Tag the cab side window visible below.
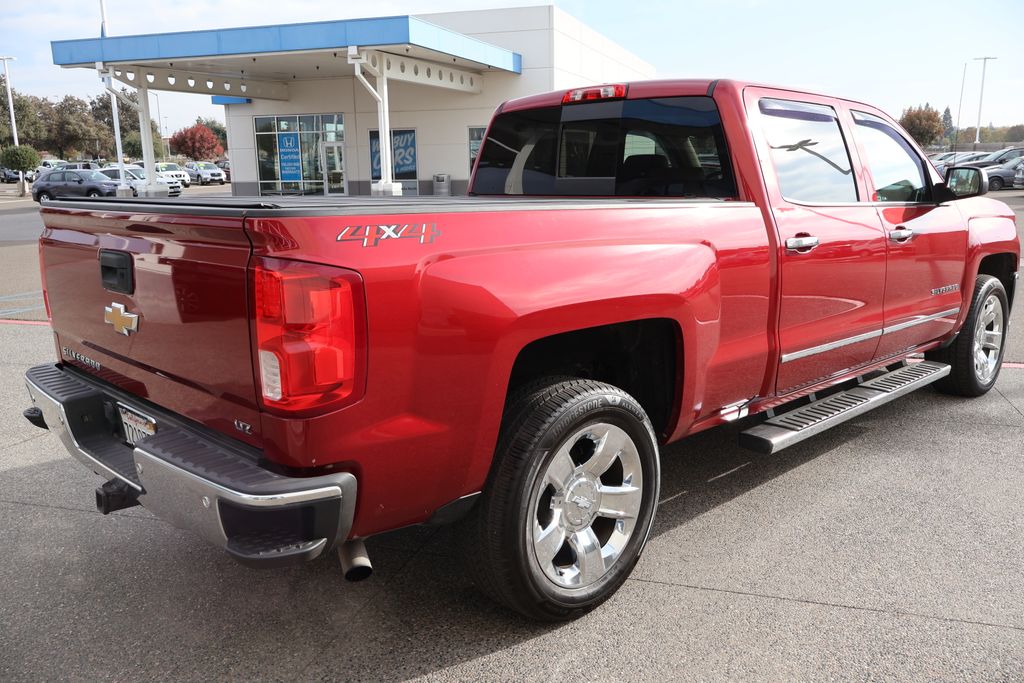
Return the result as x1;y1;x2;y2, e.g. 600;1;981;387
759;98;857;203
852;110;929;203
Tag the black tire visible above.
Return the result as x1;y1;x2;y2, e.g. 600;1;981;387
926;274;1009;396
37;192;51;203
457;378;660;621
87;190;101;197
989;176;1004;191
219;180;225;185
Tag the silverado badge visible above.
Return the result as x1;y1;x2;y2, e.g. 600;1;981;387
104;302;139;336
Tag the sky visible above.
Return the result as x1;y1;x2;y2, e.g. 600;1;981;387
1;0;1022;136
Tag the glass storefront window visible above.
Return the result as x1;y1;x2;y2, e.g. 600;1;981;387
255;113;344;196
469;126;486;173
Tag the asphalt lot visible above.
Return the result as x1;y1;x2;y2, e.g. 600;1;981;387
1;190;1023;680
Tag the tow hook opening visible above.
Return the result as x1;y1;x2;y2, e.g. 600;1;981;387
23;406;47;430
95;479;140;515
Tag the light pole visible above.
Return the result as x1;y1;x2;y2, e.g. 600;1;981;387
162;115;170;158
1;56;23;191
973;56;996;146
152;92;165;159
952;62;967;153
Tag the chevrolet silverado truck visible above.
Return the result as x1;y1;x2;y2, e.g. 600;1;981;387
22;79;1019;621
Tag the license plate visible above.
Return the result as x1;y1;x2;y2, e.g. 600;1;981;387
117;402;157;446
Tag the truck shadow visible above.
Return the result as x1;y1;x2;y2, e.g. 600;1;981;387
2;414;865;680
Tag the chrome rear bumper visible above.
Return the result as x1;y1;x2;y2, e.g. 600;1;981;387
24;363;357;568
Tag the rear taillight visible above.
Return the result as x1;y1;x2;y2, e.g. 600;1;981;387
252;257;366;416
38;242;51;321
562;84;627;104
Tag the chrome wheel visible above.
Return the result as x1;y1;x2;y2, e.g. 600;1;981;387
973;293;1004;384
528;422;643;590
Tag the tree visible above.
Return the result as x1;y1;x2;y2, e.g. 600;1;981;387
47;95;111;159
0;76;50;149
122;129;163;161
169;123;223;160
197;116;227;152
1;145;41;196
941;107;954;138
90;87;142;135
899;104;944;146
1007;125;1024;143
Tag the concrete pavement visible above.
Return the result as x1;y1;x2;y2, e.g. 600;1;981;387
1;320;1023;680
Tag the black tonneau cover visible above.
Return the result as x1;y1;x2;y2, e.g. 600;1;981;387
41;194;730;218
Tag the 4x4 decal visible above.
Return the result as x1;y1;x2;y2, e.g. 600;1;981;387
336;223;440;247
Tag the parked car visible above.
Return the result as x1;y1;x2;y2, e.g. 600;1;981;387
184;161;226;185
0;167;21;183
934;152;991;176
99;167;181;196
64;161;105;171
31;169;119;202
34;159;67;175
155;162;191;188
23;78;1019;621
960;147;1024;169
980;157;1024;191
216;160;231;181
1014;163;1024;189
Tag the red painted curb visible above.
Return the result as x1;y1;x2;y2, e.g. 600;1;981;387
0;319;50;326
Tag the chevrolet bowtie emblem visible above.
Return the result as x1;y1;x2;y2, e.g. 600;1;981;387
104;303;139;336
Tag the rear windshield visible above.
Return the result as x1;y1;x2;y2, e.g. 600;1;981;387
471;96;736;198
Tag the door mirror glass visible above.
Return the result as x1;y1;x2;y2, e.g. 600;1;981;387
945;166;988;199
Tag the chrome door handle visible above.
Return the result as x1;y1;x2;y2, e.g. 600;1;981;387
889;227;914;242
785;235;820;252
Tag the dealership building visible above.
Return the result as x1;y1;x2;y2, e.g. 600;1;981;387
50;5;654;197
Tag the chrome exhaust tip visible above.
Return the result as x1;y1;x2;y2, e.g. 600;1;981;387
338;539;372;581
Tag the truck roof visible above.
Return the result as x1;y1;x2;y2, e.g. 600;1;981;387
499;78;885;115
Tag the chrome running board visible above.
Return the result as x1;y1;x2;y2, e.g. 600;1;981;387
739;361;950;454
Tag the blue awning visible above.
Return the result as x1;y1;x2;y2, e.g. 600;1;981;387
52;15;521;74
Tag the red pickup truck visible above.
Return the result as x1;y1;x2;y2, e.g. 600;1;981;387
23;79;1018;621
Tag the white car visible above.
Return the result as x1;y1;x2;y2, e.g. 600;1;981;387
99;167;181;196
35;159;67;175
155;162;191;188
184;161;226;185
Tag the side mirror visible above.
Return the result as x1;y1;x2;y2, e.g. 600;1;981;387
76;177;84;184
943;166;988;199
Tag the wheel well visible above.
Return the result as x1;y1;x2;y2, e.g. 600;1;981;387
978;253;1018;308
507;319;680;439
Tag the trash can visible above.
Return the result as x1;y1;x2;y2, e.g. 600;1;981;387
432;173;451;196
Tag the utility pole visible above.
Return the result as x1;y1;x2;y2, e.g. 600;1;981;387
973;56;996;146
1;56;24;192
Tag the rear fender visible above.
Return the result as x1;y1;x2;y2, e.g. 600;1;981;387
417;241;720;492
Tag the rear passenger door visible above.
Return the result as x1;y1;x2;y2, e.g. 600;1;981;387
847;110;968;358
748;92;889;395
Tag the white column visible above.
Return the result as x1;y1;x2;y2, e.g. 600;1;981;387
101;68;132;197
349;48;401;196
135;81;165;196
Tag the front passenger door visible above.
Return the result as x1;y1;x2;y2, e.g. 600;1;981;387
65;171;87;197
849;110;969;358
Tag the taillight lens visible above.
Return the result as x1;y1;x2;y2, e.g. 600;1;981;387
252;257;366;416
562;84;627;104
39;241;51;321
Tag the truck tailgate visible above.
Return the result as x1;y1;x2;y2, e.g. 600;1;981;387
39;204;262;445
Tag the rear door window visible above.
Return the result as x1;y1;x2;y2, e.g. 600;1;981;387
758;98;857;203
473;96;736;198
851;110;929;202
